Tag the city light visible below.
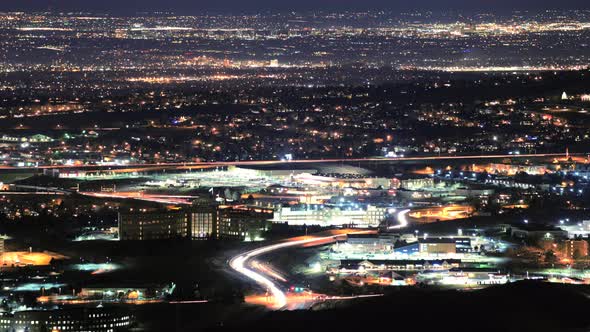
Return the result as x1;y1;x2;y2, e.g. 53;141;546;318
0;5;589;331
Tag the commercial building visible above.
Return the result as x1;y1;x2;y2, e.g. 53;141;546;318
0;306;132;332
419;239;457;254
217;206;273;241
119;204;272;241
344;233;395;252
510;224;568;240
563;240;589;259
561;220;590;239
436;268;509;286
189;204;218;240
455;237;472;253
394;237;472;255
396;177;435;190
292;173;392;189
78;283;174;301
0;134;54;143
272;204;386;227
189;204;273;241
118;209;188;241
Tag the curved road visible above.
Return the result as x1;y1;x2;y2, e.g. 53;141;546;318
229;232;371;310
388;209;410;230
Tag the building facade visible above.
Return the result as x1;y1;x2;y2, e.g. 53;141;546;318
272;204;386;227
0;307;132;332
394;237;472;255
118;209;188;241
563;240;589;259
119;205;272;241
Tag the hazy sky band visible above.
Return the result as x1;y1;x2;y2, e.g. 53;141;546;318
1;0;589;13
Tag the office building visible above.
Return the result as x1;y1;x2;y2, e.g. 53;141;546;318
563;240;588;259
272;204;386;227
394;237;471;255
118;209;188;241
0;307;132;332
189;203;218;240
119;204;272;241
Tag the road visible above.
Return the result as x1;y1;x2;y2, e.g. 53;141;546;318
0;152;573;171
387;209;410;230
229;230;377;310
79;191;196;205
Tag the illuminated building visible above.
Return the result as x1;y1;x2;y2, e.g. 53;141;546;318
561;220;590;238
189;202;218;240
216;206;273;241
406;205;474;222
292;173;391;189
511;224;568;240
0;251;66;267
119;204;272;241
563;240;588;259
485;163;549;175
437;268;509;285
398;177;435;190
394;238;472;255
0;134;54;143
347;233;394;247
0;307;132;332
78;284;173;301
272;204;386;227
190;204;273;241
419;239;456;254
118;209;188;241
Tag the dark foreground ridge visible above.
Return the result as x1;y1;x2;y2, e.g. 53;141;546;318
214;281;590;332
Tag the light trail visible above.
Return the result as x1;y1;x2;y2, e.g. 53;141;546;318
328;294;384;300
79;191;193;205
230;248;288;309
0;192;66;195
251;260;288;282
229;231;372;310
168;300;209;304
0;152;573;171
388;209;410;229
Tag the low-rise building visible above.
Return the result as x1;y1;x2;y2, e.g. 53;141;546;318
563;240;589;259
118;209;188;241
394;237;472;255
0;306;132;332
119;204;272;241
272;204;386;227
510;224;568;240
396;176;435;190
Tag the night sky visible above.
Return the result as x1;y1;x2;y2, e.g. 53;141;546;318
1;0;589;13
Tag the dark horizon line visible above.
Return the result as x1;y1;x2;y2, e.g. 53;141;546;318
1;7;589;15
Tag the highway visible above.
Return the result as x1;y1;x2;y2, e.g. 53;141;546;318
229;230;377;310
228;210;414;310
0;152;573;171
388;209;410;230
79;191;195;205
